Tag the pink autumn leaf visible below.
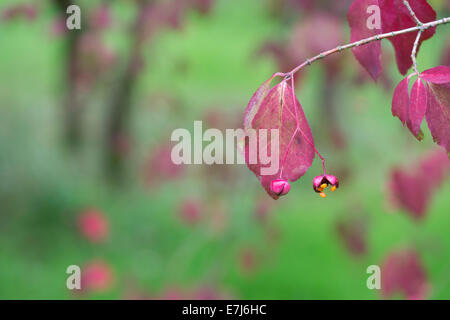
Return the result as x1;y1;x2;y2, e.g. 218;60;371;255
421;66;450;154
408;77;428;138
391;75;427;140
336;216;368;257
419;149;449;187
244;79;315;199
144;143;185;187
389;169;430;219
347;0;436;76
392;75;411;126
379;0;436;75
243;75;277;131
347;0;382;81
381;249;429;300
388;149;449;220
421;65;450;84
425;89;450;154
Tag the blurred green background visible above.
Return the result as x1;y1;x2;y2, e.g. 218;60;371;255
0;0;449;299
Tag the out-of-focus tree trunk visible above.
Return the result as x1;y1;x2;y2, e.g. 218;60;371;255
104;0;148;181
54;0;83;149
65;29;83;148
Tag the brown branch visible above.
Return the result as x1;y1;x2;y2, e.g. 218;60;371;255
283;16;450;77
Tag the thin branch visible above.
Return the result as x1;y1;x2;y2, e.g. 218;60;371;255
402;0;424;74
283;16;450;77
411;29;423;74
402;0;424;26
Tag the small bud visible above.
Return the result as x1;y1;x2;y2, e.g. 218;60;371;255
270;179;291;197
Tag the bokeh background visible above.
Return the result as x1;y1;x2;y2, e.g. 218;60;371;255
0;0;449;299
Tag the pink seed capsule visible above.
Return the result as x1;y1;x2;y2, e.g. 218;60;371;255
270;179;291;197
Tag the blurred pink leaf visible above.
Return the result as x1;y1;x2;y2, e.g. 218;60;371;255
388;149;449;220
144;143;185;187
381;249;429;299
336;215;368;256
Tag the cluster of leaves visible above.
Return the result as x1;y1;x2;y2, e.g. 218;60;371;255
348;0;437;78
381;248;428;299
392;66;450;151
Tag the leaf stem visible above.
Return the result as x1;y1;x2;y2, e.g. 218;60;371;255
283;16;450;77
402;0;424;75
411;29;423;75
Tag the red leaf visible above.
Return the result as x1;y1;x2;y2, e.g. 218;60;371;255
421;66;450;154
421;65;450;84
245;80;315;199
381;249;429;299
391;75;411;125
388;149;449;220
426;85;450;154
408;77;427;138
379;0;436;75
347;0;382;81
243;75;277;131
336;215;368;257
389;169;430;219
391;75;427;140
420;149;449;188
